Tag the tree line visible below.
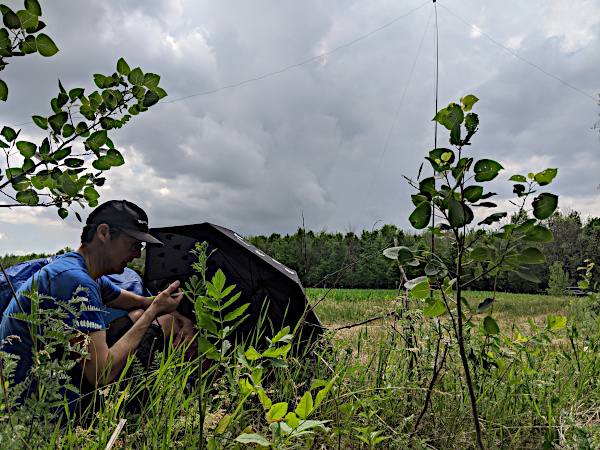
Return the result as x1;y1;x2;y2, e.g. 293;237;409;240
248;210;600;293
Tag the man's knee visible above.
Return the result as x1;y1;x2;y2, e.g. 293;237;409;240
156;314;176;336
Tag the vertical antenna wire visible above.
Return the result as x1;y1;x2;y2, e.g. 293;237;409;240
431;0;439;254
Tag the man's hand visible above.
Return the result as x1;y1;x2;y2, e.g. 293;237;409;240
149;281;183;316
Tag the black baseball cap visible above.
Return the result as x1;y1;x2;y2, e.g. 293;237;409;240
87;200;163;246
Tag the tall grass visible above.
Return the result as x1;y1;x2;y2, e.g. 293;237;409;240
3;288;600;448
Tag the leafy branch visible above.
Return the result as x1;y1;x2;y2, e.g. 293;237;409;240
0;2;167;218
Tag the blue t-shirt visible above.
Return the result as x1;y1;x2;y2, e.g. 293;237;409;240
0;252;121;411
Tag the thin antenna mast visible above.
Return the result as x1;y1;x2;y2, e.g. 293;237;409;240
431;0;439;253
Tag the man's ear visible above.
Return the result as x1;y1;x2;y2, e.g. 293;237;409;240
96;223;110;243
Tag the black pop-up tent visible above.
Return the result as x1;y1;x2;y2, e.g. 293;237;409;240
143;223;325;345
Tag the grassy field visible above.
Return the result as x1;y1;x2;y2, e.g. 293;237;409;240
308;287;580;326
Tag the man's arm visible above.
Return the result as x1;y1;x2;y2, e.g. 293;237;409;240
78;281;182;386
103;288;153;311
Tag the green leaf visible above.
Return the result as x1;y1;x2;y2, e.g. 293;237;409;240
142;89;159;107
272;326;291;344
474;159;503;182
75;122;88;135
534;168;557;186
16;141;36;158
196;311;217;335
64;158;84;168
509;174;527;182
0;27;8;47
518;247;546;264
409;201;431;230
86;130;107;152
267;402;288;422
35;33;59;57
223;303;250;322
93;74;106;89
478;212;507;226
68;87;84;102
102;89;121;109
515;268;540;283
143;72;160;88
547;315;567;331
411;280;430;299
470;247;491;262
21;158;34;173
128;67;144;86
116;57;131;76
48;111;67;134
105;149;124;167
522;225;553;243
262;343;291;358
295;391;313;419
383;246;419;266
382;246;405;260
0;78;7;101
448;197;474;228
214;414;232;436
464;112;479;133
244;346;262;361
1;126;16;142
460;94;479;111
483;316;500;335
62;123;75;138
16;189;39;205
532;193;558;220
52;146;71;160
25;0;42;16
3;10;21;28
153;86;168;99
424;263;441;276
11;179;30;191
419;177;437;198
19;35;37;54
476;298;497;314
423;299;445;317
433;103;464;131
452;157;473;181
16;9;37;30
427;148;455;172
39;138;49;154
463;185;483;202
58;173;78;196
235;433;271;446
285;412;300;429
513;184;526;197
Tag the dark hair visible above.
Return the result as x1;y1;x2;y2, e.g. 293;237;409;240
80;223;122;244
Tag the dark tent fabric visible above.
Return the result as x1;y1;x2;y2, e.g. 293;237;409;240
0;257;146;322
144;223;325;344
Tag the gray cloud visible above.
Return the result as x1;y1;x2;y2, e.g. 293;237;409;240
1;0;598;255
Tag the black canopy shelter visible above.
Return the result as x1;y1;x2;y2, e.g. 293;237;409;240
143;223;325;345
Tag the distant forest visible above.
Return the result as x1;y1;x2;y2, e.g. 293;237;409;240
2;210;599;294
247;210;600;294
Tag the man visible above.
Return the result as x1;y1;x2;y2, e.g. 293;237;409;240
0;200;195;415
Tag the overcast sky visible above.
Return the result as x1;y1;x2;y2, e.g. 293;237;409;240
0;0;598;255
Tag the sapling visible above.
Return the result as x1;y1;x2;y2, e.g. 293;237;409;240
386;95;559;449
